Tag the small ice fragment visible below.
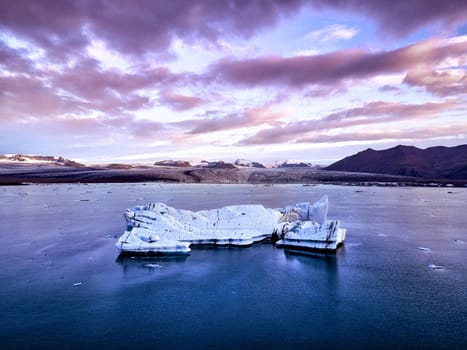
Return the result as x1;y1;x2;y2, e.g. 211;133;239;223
87;257;93;260
454;239;465;244
428;264;443;270
144;263;162;268
104;234;116;239
417;247;431;251
73;282;82;287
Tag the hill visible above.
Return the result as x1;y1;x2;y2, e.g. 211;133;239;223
326;144;467;179
0;154;85;168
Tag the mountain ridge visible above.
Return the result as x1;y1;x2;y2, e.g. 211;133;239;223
326;144;467;179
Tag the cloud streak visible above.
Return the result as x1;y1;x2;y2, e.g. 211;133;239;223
299;124;467;143
239;99;462;145
159;93;205;111
210;39;467;88
178;106;285;135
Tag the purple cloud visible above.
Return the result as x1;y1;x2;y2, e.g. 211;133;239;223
180;106;284;135
312;0;467;37
0;0;308;59
159;93;205;111
403;67;467;97
239;99;462;145
1;0;465;63
299;124;467;143
210;39;467;88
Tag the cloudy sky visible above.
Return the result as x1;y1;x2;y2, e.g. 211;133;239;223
1;1;466;164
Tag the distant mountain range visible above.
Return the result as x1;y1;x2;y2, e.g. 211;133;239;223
326;144;467;179
2;145;467;182
0;154;85;168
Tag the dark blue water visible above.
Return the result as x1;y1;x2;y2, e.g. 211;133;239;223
1;184;466;349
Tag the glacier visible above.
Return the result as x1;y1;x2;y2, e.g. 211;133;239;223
116;195;346;254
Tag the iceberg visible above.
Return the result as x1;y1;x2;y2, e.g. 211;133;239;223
116;195;346;254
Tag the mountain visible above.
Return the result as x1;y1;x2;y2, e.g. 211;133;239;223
234;159;266;168
198;161;237;169
278;160;313;168
0;154;85;168
154;160;192;167
326;144;467;179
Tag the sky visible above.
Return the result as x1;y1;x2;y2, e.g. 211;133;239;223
1;0;466;165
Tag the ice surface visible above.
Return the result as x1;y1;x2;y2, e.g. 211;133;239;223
116;195;346;254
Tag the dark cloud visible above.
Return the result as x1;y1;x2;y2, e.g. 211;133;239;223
0;0;307;59
210;39;467;88
239;99;461;145
1;0;465;63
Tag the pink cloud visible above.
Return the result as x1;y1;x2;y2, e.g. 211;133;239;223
0;53;191;121
22;115;167;142
0;75;86;120
159;93;205;111
210;39;467;88
403;67;467;97
181;106;284;135
239;99;462;145
299;124;467;143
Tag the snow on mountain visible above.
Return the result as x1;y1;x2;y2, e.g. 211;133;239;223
234;159;266;168
0;154;85;167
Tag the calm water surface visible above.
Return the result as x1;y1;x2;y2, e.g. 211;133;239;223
0;183;466;349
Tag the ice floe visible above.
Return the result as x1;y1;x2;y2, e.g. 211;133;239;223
116;195;346;255
417;247;431;251
428;264;444;270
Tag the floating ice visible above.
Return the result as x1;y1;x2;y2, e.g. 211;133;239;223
417;247;431;251
428;264;444;270
116;195;346;254
144;263;163;268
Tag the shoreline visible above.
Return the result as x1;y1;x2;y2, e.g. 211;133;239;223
1;165;466;187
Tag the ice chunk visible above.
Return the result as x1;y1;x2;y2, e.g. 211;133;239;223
417;247;431;251
144;263;162;268
280;195;328;224
116;195;345;254
428;264;444;270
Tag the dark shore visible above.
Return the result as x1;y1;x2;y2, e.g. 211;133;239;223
1;163;466;187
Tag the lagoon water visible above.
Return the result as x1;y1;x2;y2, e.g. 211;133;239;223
1;183;466;349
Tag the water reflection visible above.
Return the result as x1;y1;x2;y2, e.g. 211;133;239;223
115;253;190;271
284;248;339;271
283;248;340;292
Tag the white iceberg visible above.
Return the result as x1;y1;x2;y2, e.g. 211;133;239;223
116;195;346;254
